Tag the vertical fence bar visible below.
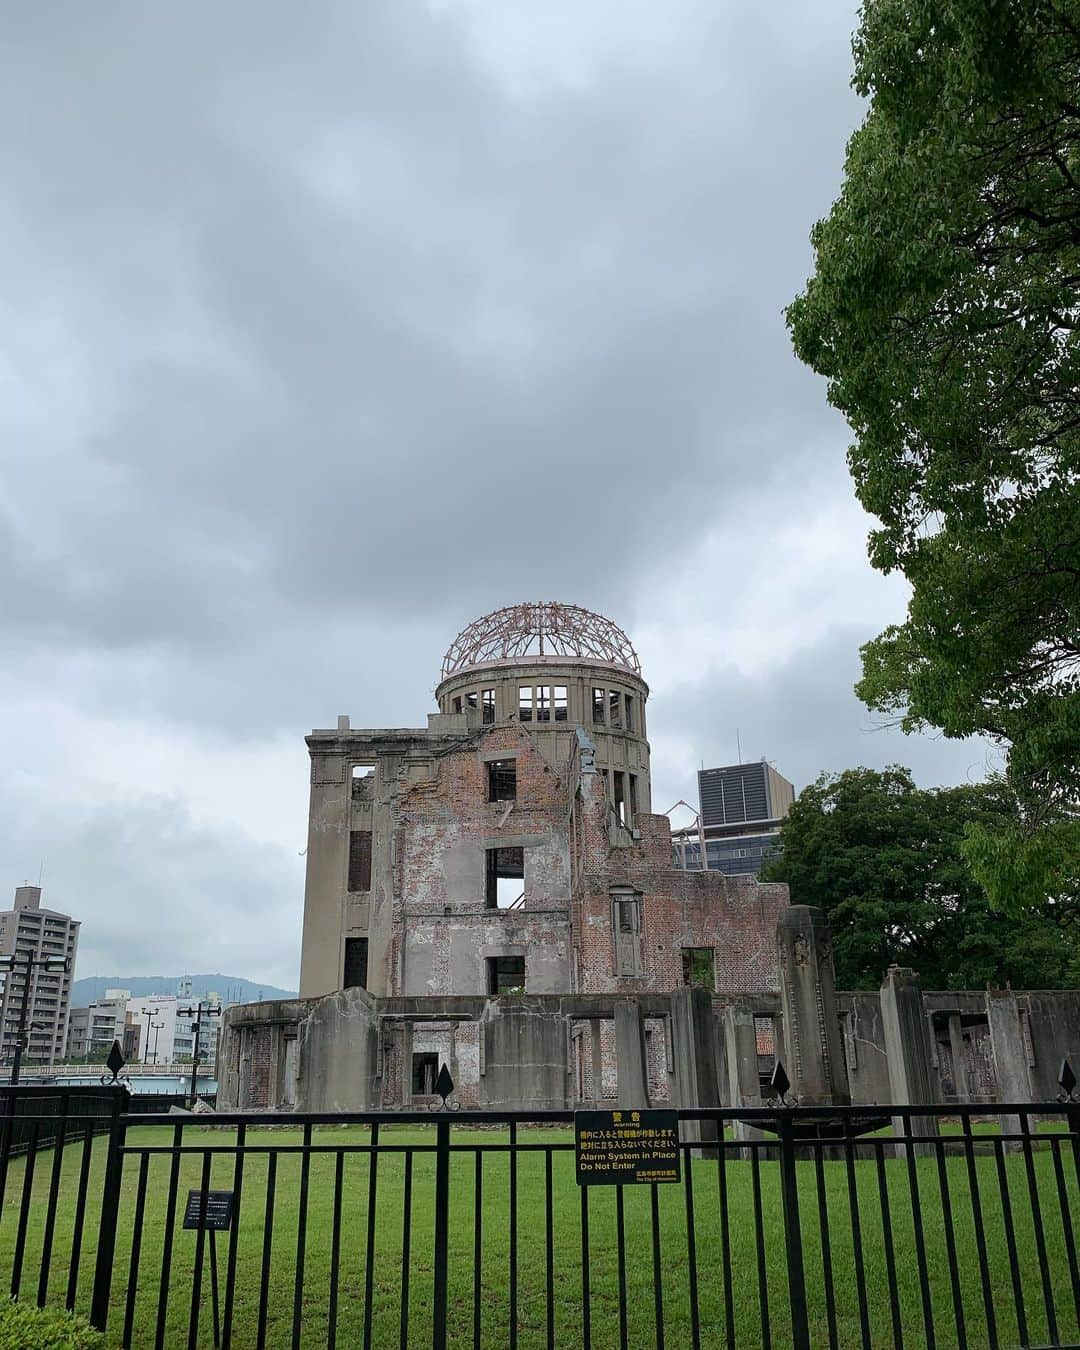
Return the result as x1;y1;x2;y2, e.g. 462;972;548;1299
155;1122;185;1350
960;1115;997;1349
432;1117;451;1350
222;1120;247;1350
399;1151;413;1350
545;1144;553;1350
1049;1137;1080;1333
933;1135;967;1350
292;1122;313;1350
544;1150;554;1350
683;1142;701;1350
580;1184;592;1350
122;1154;151;1350
844;1135;872;1350
615;1185;628;1350
650;1183;665;1350
872;1139;903;1350
814;1147;839;1350
750;1146;771;1350
473;1148;483;1350
1019;1111;1058;1344
90;1090;127;1333
36;1100;68;1306
327;1149;344;1350
11;1120;39;1299
992;1136;1028;1347
66;1120;96;1310
777;1116;811;1350
901;1114;937;1350
187;1151;213;1350
717;1139;735;1350
509;1120;518;1350
363;1120;380;1350
255;1152;278;1350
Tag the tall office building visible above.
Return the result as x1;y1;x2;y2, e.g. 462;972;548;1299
672;760;794;876
0;886;80;1069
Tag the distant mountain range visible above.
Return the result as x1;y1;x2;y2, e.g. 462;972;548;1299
70;974;298;1007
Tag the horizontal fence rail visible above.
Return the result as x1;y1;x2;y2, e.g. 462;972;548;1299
0;1090;1076;1348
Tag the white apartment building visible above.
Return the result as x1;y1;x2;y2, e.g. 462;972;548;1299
0;886;79;1069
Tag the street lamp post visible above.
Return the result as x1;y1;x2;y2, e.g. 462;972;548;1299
151;1020;164;1065
0;952;69;1085
177;1001;221;1107
140;1008;156;1063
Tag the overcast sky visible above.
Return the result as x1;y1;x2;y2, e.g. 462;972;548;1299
1;1;995;990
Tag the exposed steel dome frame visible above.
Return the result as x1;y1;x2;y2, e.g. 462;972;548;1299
441;602;641;680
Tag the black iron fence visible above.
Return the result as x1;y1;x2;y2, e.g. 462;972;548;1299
0;1089;1077;1349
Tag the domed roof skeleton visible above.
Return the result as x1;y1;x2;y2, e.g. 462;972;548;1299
441;602;641;680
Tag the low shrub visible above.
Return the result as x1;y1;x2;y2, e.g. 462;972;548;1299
0;1299;107;1349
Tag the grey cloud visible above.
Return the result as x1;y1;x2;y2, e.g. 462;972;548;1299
648;627;997;810
2;0;861;674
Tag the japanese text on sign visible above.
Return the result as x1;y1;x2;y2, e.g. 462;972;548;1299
182;1190;235;1231
574;1109;680;1186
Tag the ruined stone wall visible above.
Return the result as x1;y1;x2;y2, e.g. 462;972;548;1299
573;799;788;996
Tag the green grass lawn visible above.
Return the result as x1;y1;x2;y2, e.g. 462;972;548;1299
0;1123;1077;1349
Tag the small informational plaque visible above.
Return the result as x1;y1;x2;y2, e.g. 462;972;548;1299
182;1190;235;1231
575;1109;681;1186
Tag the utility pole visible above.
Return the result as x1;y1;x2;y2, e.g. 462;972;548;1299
150;1020;164;1065
0;952;69;1084
177;1000;221;1106
140;1007;156;1063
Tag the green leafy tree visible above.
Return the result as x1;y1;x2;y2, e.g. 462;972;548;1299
760;767;1080;989
786;0;1080;907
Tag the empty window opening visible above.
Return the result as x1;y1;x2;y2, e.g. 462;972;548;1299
343;937;368;990
487;956;525;995
482;689;496;724
592;689;605;724
488;759;517;802
486;847;525;908
351;763;376;800
629;774;639;823
412;1052;439;1096
348;830;372;892
535;686;551;722
452;696;462;713
613;772;627;826
624;696;634;732
466;691;478;710
609;690;623;729
518;687;533;722
554;687;568;721
681;948;715;990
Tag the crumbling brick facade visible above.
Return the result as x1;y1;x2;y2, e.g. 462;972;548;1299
288;603;790;1108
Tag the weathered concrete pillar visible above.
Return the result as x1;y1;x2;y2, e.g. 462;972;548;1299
614;999;649;1109
880;966;939;1151
986;989;1032;1137
589;1020;603;1101
947;1014;965;1101
723;1003;764;1144
776;906;850;1106
670;987;720;1146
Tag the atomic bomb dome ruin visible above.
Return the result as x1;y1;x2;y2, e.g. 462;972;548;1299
219;604;1080;1122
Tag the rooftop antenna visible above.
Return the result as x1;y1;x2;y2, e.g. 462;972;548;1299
38;860;44;887
736;729;742;764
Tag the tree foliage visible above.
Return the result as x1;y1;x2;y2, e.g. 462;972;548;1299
759;766;1080;990
786;0;1080;907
